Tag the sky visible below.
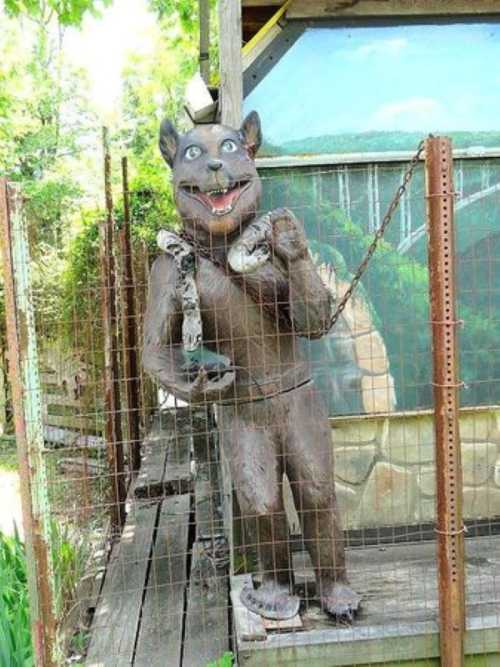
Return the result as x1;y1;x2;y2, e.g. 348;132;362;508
64;0;159;120
244;22;500;146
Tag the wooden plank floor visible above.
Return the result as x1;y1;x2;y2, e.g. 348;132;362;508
86;408;500;666
235;536;500;666
85;409;230;667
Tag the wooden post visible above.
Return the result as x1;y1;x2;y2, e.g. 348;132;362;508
137;240;156;424
0;180;57;666
101;128;126;530
425;136;465;667
218;0;242;127
119;156;142;475
199;0;210;83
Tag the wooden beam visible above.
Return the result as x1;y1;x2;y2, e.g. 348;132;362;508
183;542;230;666
256;147;500;169
199;0;210;82
219;0;243;127
287;0;500;19
85;503;158;666
134;495;191;667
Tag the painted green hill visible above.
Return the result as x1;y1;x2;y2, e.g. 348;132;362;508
261;131;500;157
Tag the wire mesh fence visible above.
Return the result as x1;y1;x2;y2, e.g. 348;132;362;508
1;134;499;666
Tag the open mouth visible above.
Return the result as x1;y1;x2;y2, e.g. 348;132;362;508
181;181;251;216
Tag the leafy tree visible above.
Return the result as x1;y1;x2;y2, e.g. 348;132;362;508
0;12;95;247
3;0;111;27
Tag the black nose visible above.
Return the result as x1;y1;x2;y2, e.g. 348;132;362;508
207;159;223;171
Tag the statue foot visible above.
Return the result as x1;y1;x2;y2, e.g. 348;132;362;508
241;581;300;620
319;581;361;623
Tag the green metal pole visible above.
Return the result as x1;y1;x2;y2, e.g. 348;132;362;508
0;180;57;666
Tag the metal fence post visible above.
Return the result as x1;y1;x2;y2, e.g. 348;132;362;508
425;136;466;667
0;179;57;666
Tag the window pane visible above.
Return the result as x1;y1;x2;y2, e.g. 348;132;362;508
245;21;500;156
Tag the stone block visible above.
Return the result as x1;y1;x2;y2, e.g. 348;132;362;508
335;481;361;530
334;444;377;485
361;374;396;414
489;409;500;442
461;442;497;486
381;415;435;465
459;412;494;442
354;331;389;374
337;286;373;336
331;419;379;445
358;462;415;527
463;486;500;519
416;498;436;523
494;459;500;488
417;465;436;497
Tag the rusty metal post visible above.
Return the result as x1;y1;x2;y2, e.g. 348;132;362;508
101;128;126;529
119;156;141;474
425;136;465;667
0;180;57;666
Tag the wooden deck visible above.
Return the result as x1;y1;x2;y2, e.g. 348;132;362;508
85;409;229;667
85;409;500;666
234;537;500;666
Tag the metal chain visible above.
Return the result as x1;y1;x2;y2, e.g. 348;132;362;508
329;139;426;329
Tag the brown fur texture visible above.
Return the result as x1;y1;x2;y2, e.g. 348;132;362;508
143;112;360;620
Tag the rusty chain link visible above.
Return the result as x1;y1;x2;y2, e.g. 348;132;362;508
329;139;426;329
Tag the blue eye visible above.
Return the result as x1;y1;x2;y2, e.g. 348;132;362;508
185;145;202;160
221;139;238;153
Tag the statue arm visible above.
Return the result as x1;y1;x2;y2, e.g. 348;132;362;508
143;253;235;403
268;209;333;339
142;254;193;401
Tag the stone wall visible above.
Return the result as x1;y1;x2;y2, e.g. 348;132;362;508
330;406;500;530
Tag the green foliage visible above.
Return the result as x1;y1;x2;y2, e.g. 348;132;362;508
50;520;90;621
0;522;90;666
318;207;500;410
0;13;95;250
0;436;17;471
207;652;233;667
0;529;33;667
3;0;112;26
262;130;500;158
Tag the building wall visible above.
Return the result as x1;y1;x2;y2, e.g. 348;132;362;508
329;407;500;530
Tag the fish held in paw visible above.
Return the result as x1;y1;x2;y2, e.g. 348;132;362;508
240;581;300;620
320;582;362;623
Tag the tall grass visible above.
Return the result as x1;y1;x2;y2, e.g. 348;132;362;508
0;528;33;667
0;521;90;666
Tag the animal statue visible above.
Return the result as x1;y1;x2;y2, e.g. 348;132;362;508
142;111;361;621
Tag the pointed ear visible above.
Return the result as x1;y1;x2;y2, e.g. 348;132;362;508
159;118;179;167
239;111;262;158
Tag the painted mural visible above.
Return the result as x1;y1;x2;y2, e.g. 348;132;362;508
259;161;500;415
245;21;500;157
246;18;500;415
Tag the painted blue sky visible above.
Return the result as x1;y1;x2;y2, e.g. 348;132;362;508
244;22;500;147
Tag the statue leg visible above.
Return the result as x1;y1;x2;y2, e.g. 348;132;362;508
284;383;361;621
218;401;299;620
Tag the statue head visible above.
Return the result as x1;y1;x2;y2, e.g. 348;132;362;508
159;111;262;239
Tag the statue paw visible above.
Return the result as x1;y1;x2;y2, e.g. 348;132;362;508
319;582;361;623
241;581;300;620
